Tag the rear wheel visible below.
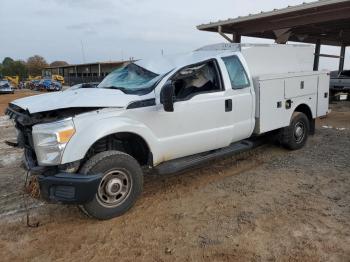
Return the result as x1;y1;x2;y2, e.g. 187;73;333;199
79;151;143;220
280;112;310;150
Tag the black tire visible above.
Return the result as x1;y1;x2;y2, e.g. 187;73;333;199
280;112;310;150
79;151;143;220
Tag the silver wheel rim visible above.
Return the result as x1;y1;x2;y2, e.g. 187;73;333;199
294;121;305;144
96;169;132;208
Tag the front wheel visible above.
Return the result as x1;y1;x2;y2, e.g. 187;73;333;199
280;112;310;150
79;151;143;220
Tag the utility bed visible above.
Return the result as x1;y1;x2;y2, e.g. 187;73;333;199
253;71;330;134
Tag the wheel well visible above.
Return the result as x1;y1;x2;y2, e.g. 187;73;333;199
294;104;315;134
294;104;312;121
85;132;152;166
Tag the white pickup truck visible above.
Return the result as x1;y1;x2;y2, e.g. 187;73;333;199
6;43;329;220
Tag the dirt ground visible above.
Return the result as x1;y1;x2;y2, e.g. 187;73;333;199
0;89;39;115
0;91;349;261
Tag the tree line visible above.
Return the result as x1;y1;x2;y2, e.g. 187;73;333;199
0;56;68;80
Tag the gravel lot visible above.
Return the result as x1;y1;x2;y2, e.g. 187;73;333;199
0;91;349;261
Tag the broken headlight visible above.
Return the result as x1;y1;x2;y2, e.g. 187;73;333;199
32;118;76;166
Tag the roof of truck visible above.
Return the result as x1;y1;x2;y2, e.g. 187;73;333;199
135;43;312;75
135;49;231;75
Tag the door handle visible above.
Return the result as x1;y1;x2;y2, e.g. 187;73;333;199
286;99;293;109
225;99;232;112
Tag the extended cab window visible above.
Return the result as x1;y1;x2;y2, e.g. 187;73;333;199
222;56;250;89
172;60;222;100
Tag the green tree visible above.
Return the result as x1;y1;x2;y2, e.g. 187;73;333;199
50;61;69;67
11;61;27;79
2;57;14;67
27;55;48;76
1;60;27;80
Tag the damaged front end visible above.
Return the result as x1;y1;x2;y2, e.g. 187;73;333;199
5;103;102;204
5;103;98;167
6;103;39;168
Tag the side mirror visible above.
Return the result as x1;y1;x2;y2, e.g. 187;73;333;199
160;81;175;112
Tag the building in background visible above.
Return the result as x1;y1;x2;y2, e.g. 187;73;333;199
42;60;131;86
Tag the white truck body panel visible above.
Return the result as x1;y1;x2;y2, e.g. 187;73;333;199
317;73;331;116
241;44;314;77
254;71;329;134
198;43;314;77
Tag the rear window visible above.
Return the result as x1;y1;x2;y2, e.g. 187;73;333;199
222;56;250;89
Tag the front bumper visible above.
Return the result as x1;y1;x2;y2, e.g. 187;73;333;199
24;149;102;204
38;173;102;204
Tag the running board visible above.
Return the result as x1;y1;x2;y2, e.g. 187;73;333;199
154;140;256;175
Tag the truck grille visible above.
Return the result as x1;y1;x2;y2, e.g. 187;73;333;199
6;104;37;163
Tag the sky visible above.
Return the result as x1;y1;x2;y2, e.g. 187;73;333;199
0;0;348;70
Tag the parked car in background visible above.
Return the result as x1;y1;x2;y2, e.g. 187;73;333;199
39;79;62;91
28;80;41;90
330;70;350;97
66;82;100;91
0;80;15;94
46;81;62;92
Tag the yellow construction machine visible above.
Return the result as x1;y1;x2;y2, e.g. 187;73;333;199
52;74;65;85
4;76;19;88
28;75;42;81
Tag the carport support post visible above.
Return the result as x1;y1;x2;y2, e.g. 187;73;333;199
218;26;233;43
313;39;321;71
339;44;346;72
233;33;241;43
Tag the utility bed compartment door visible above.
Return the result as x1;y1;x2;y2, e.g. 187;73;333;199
317;73;330;117
255;78;289;133
284;75;318;98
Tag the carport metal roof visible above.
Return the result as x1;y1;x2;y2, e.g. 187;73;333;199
197;0;350;71
197;0;350;46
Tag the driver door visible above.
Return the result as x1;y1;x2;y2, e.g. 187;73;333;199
147;59;235;162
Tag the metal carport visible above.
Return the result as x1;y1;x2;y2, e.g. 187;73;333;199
197;0;350;71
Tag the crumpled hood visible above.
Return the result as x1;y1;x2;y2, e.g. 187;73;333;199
11;88;152;114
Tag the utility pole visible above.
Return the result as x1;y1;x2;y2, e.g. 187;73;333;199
80;40;86;63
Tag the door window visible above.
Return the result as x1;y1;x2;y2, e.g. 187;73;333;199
222;56;250;89
172;60;222;101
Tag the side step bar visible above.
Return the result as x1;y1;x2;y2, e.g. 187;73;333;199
154;139;260;175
